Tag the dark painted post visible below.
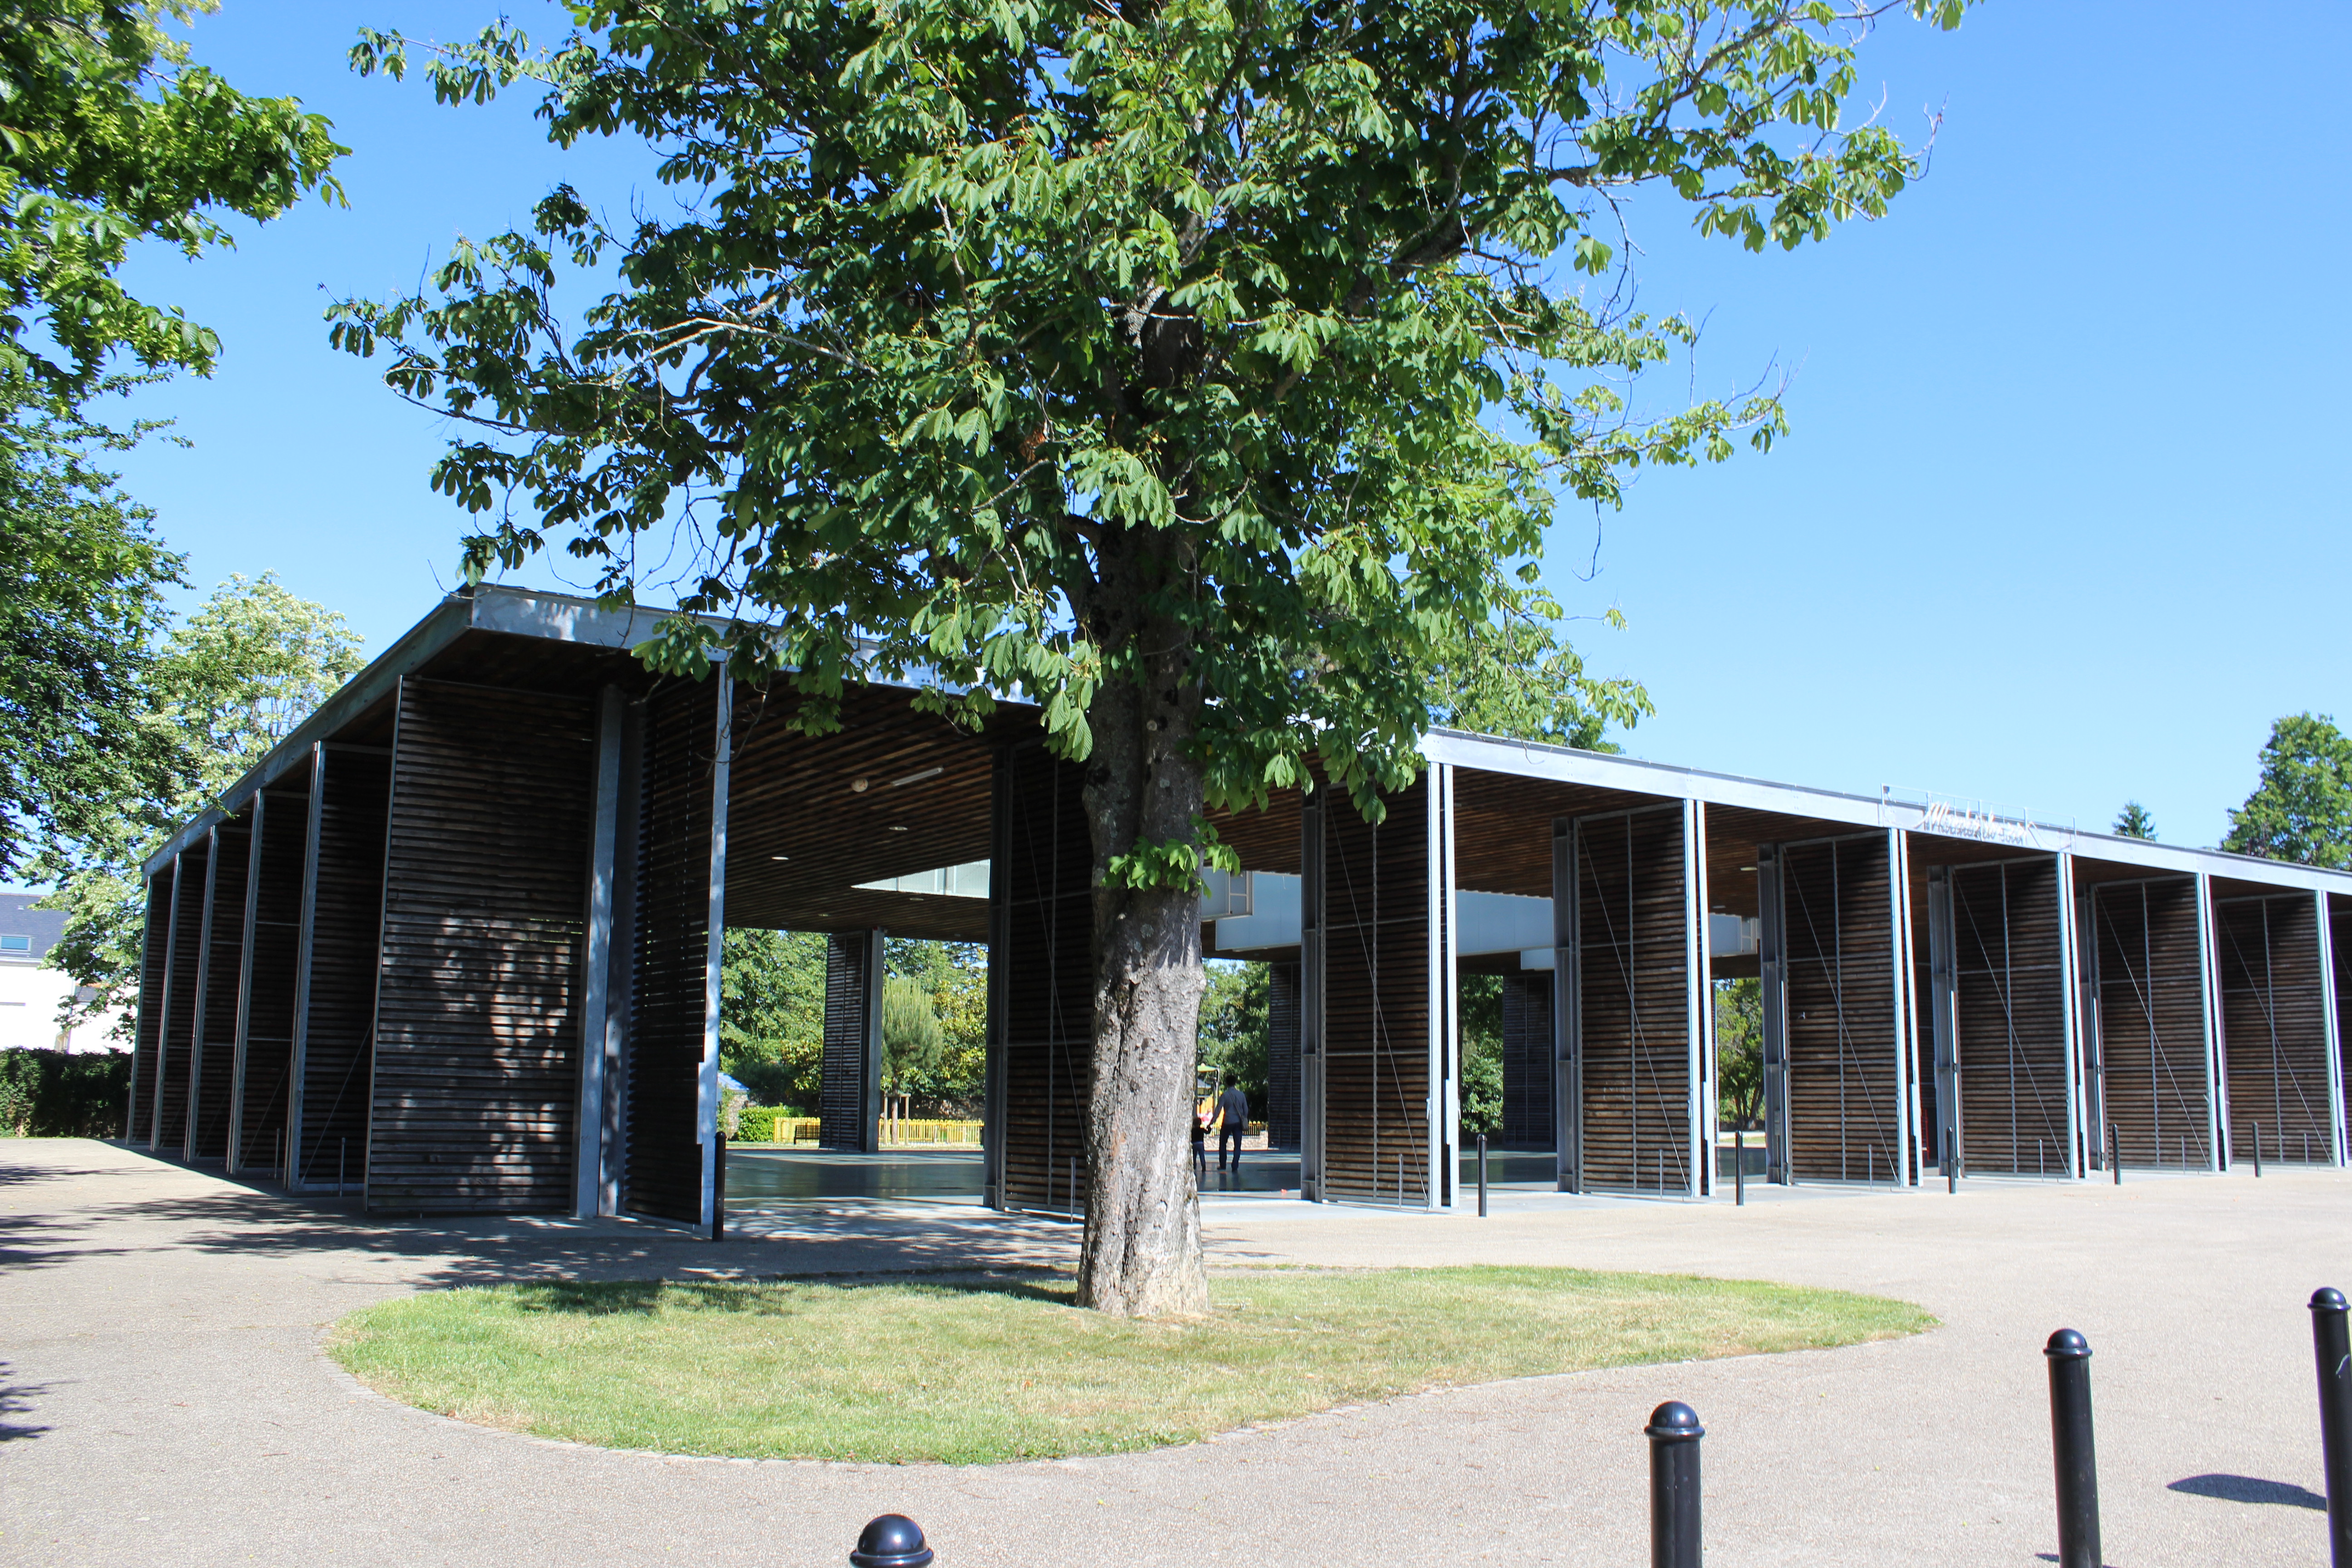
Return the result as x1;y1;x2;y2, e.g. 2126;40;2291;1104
2253;1122;2263;1177
1477;1132;1488;1218
2110;1124;2120;1185
1945;1129;1957;1195
1734;1129;1745;1207
1646;1401;1703;1568
850;1514;933;1568
2311;1289;2352;1566
2045;1329;2101;1568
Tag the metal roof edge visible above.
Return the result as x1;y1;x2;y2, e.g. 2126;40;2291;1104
1419;728;2352;895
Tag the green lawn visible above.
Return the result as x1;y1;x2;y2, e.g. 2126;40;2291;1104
328;1266;1931;1464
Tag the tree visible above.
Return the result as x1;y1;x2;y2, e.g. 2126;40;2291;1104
720;927;827;1108
2112;801;2155;840
1430;609;1652;753
0;1;345;411
881;973;944;1095
1196;960;1268;1113
37;576;365;1039
888;936;988;1108
339;0;1968;1313
1714;978;1762;1130
2224;714;2352;869
0;2;345;898
0;398;182;879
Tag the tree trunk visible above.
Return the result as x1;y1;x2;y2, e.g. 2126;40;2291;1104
1073;556;1210;1316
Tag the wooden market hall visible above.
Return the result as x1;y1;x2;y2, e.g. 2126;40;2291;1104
123;587;2352;1234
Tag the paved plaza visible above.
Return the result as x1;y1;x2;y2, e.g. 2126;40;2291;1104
3;1137;2345;1565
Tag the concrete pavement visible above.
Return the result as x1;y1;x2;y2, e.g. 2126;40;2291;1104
3;1136;2344;1565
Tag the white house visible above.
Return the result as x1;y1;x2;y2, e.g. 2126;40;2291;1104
0;892;124;1053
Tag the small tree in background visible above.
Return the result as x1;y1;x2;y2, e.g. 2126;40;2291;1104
882;974;945;1102
2225;714;2352;869
720;929;828;1109
1714;979;1763;1131
2112;801;2156;840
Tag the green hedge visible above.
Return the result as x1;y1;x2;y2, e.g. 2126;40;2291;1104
731;1105;809;1143
0;1048;129;1137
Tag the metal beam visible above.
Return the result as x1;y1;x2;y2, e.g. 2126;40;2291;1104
2317;890;2344;1167
186;825;225;1161
1685;799;1711;1199
1425;762;1452;1211
1298;792;1325;1202
1551;817;1579;1194
151;853;188;1149
862;928;887;1153
1927;865;1959;1176
2195;872;2225;1171
1889;828;1920;1186
1757;842;1789;1184
285;745;328;1187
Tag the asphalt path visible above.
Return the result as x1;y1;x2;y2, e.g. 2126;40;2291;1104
4;1137;2343;1565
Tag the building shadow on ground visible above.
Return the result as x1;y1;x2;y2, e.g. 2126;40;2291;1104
2166;1473;2327;1509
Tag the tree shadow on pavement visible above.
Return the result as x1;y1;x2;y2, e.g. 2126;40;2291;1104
2167;1473;2328;1510
499;1272;1071;1316
0;1361;52;1442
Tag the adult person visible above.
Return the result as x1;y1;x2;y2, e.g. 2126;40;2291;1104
1218;1081;1250;1174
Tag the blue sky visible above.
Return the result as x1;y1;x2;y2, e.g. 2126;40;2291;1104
101;0;2350;851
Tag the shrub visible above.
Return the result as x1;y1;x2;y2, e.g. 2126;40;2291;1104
0;1048;129;1136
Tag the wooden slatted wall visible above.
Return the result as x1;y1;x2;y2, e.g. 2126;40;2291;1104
235;789;308;1173
1575;808;1690;1193
2093;877;2210;1169
154;842;209;1150
188;823;250;1161
127;872;172;1142
1499;972;1554;1148
2216;895;2332;1163
1950;858;2069;1175
1321;775;1429;1203
294;748;390;1191
1266;960;1301;1151
369;679;595;1212
991;741;1093;1210
1781;836;1899;1182
625;679;721;1225
819;932;873;1150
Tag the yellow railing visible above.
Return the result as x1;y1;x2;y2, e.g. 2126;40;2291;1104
732;1117;983;1147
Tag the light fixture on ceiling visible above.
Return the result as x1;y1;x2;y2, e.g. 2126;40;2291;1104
771;855;790;862
889;766;944;788
887;825;909;833
851;777;871;793
1739;865;1757;872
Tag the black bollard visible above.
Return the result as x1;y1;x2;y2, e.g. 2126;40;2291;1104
1946;1129;1957;1195
2045;1329;2101;1568
1735;1129;1745;1207
1646;1401;1704;1568
850;1514;933;1568
2111;1124;2121;1186
1477;1132;1488;1218
2253;1122;2263;1177
2311;1289;2352;1566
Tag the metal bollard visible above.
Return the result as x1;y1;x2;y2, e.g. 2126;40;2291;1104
2311;1289;2352;1566
1945;1129;1957;1195
339;1136;347;1196
2111;1124;2120;1185
1734;1129;1744;1207
1646;1401;1704;1568
1477;1133;1488;1218
850;1514;933;1568
2045;1329;2102;1568
2253;1122;2263;1177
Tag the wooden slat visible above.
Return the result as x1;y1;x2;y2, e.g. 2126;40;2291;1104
1781;836;1900;1182
2216;894;2332;1163
1321;776;1429;1203
1499;972;1553;1148
1950;858;2069;1175
1575;808;1690;1193
369;679;595;1213
127;873;172;1141
234;790;309;1171
819;932;872;1149
153;842;210;1150
188;822;250;1161
626;678;721;1224
295;750;389;1189
992;741;1093;1210
2093;877;2210;1169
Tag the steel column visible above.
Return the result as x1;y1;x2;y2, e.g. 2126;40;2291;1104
1756;842;1789;1183
575;686;626;1219
185;825;227;1161
125;872;163;1140
1890;828;1920;1186
1685;799;1711;1199
1927;864;1960;1175
2076;867;2105;1173
2195;872;2226;1170
1298;792;1326;1202
1551;817;1580;1193
151;853;188;1149
1427;763;1455;1210
861;928;888;1152
696;676;733;1239
2056;853;2085;1178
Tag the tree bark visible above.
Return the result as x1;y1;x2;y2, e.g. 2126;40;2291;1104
1073;538;1210;1317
